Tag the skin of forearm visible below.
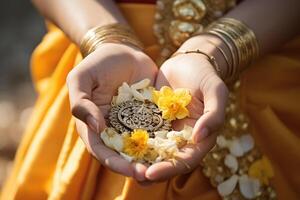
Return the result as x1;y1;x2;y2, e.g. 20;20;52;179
31;0;127;45
180;0;300;77
226;0;300;56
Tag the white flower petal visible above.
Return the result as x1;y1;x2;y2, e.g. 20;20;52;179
148;137;178;159
154;130;168;138
217;175;239;197
115;82;133;104
224;154;239;173
100;131;113;149
147;138;155;146
155;156;163;163
239;175;261;199
100;128;123;152
140;88;153;100
110;134;124;152
229;139;244;157
116;93;132;104
166;131;181;139
120;152;134;162
118;82;132;94
239;134;254;153
181;125;193;141
216;135;228;148
131;88;146;101
131;79;150;90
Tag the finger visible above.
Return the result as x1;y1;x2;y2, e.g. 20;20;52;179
145;132;218;181
193;75;228;143
132;162;148;182
67;69;104;133
155;69;171;89
76;118;134;177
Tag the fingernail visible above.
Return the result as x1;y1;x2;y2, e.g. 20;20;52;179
195;127;209;143
86;115;99;133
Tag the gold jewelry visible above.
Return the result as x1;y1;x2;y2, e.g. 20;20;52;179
172;49;222;78
205;39;231;77
205;18;259;81
80;23;143;57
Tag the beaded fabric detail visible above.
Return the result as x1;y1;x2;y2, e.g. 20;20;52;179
153;0;236;64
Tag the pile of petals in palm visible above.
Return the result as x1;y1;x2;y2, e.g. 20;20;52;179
101;79;194;164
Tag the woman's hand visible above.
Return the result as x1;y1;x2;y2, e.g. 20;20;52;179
146;51;228;182
67;43;157;181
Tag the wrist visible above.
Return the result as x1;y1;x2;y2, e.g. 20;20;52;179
177;34;231;80
79;23;143;57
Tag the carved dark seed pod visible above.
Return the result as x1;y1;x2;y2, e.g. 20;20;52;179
108;100;171;137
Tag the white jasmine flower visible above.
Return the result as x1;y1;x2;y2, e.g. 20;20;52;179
116;82;133;104
217;134;255;157
224;154;238;173
239;134;254;153
239;175;261;199
139;87;153;100
229;138;244;157
154;130;168;138
181;125;193;141
130;79;150;90
216;135;228;148
166;130;181;139
131;88;146;101
148;137;178;159
100;128;124;152
217;175;239;197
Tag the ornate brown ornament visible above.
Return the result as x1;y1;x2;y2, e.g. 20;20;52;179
109;100;172;137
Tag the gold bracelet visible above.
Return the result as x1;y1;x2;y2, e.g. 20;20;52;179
204;30;238;81
204;18;259;82
80;23;143;57
172;49;222;78
205;39;231;78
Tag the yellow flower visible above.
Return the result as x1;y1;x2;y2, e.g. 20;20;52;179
152;86;191;121
248;156;274;185
123;129;149;159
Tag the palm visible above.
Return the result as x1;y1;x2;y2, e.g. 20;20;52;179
145;53;228;181
67;43;157;181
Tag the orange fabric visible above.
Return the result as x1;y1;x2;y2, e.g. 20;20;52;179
1;3;300;200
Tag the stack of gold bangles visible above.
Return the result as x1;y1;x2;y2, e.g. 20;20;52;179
80;23;143;57
204;18;259;82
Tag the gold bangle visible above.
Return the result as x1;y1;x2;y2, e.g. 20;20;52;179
204;18;259;82
172;49;222;78
205;39;231;78
205;30;238;81
80;23;143;57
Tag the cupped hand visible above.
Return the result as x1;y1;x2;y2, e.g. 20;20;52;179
66;43;157;181
146;52;228;182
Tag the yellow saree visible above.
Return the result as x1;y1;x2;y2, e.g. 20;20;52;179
1;3;300;200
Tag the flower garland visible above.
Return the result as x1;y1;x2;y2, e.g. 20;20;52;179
202;82;276;199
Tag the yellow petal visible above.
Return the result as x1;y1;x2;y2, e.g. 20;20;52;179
248;156;274;185
262;156;274;177
161;86;174;96
152;90;160;104
175;106;189;119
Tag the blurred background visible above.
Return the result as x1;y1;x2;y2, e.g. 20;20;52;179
0;1;45;189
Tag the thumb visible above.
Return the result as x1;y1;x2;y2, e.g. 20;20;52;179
193;76;228;143
67;70;105;133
